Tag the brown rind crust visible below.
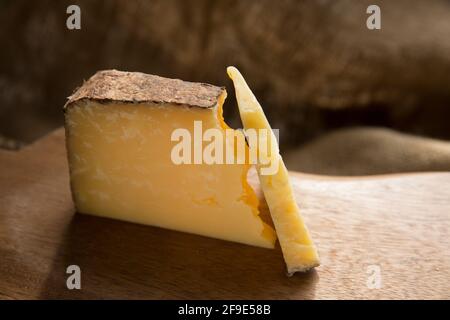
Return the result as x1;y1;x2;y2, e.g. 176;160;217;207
64;69;225;109
286;261;320;276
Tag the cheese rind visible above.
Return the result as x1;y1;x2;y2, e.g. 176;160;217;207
65;69;224;109
64;70;276;249
227;66;320;274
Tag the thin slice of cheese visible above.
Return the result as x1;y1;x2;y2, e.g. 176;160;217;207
64;70;276;248
227;66;320;274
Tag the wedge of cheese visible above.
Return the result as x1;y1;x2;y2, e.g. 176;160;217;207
227;66;320;274
64;70;276;248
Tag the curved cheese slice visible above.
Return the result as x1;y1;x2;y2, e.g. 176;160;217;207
227;66;320;274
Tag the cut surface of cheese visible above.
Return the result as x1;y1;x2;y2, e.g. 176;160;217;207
227;66;320;274
64;70;276;248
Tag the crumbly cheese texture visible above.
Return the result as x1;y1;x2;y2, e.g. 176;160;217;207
227;66;320;274
65;97;276;248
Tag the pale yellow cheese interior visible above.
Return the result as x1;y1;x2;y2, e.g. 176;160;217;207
227;66;320;274
65;97;276;248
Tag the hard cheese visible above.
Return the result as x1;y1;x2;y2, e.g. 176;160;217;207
227;66;320;274
64;70;276;248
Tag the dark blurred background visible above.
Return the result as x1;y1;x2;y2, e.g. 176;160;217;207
1;0;450;175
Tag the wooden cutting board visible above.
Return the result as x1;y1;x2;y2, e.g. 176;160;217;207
0;128;449;299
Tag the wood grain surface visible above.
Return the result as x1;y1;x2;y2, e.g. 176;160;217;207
0;129;449;299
